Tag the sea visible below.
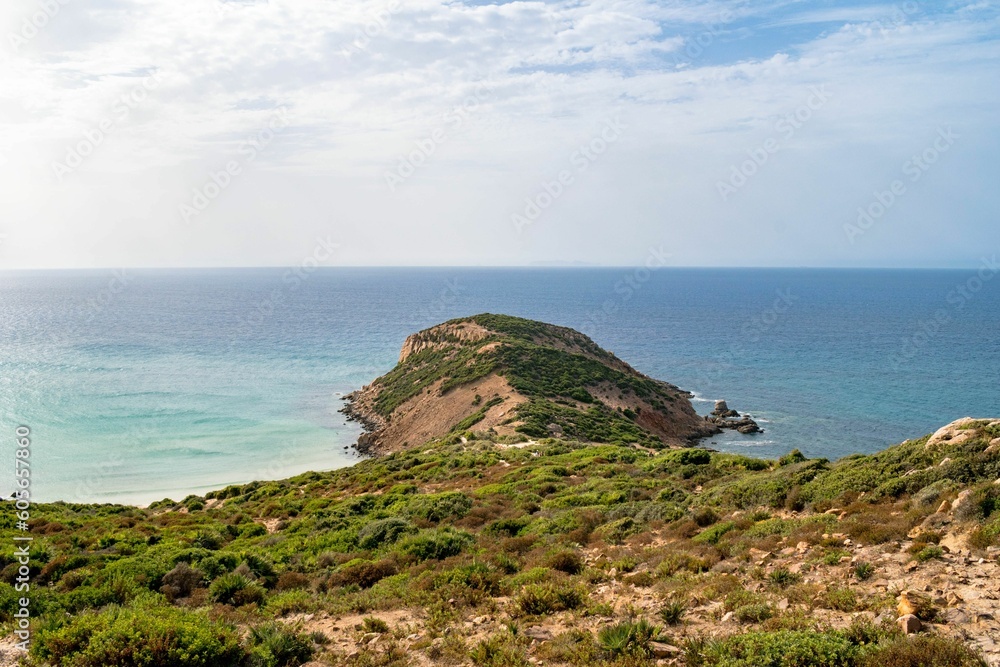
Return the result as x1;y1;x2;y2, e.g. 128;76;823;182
1;267;998;504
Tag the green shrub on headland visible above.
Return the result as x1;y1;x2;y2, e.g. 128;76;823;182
32;606;246;667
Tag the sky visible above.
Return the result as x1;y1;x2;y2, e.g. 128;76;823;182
0;0;997;269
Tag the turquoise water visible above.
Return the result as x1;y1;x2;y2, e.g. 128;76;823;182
1;268;998;503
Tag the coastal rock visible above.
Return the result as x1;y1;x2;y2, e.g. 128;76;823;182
707;413;762;434
711;399;741;419
704;398;761;434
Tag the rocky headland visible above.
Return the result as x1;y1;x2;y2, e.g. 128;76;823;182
342;314;721;456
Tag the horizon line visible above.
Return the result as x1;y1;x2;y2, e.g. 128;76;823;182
0;264;992;272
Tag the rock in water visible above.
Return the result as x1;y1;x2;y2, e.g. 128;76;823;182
706;401;761;434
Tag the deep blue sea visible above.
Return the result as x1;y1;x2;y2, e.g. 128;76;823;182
2;268;998;504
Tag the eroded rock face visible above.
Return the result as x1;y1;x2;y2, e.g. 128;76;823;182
398;322;490;363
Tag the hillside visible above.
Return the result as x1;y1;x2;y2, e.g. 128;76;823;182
343;314;721;454
3;317;1000;667
5;417;1000;666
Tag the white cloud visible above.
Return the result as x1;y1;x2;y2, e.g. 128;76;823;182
0;0;997;268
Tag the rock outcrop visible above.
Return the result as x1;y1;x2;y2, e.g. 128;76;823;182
705;398;763;434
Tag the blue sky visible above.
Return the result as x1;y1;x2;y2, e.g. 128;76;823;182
0;0;997;268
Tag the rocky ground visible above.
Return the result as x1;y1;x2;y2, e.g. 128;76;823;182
284;505;1000;666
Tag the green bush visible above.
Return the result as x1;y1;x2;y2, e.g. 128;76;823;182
240;553;276;586
597;619;661;657
703;630;856;667
209;573;265;606
357;517;414;550
916;545;944;562
854;562;876;581
32;606;245;667
470;632;530;667
399;528;474;561
779;450;807;466
823;586;858;612
328;558;398;589
693;521;736;545
485;517;530;537
407;492;474;523
724;590;773;623
266;590;317;616
547;550;584;575
861;635;987;667
516;584;586;615
247;623;314;667
659;600;686;625
594;517;639;544
670;449;712;465
768;567;801;588
362;617;390;634
193;531;223;550
241;523;268;538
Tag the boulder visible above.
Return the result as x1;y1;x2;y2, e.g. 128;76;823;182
898;590;936;620
926;418;978;449
711;560;739;574
523;627;552;641
951;489;972;513
897;614;921;634
650;642;681;659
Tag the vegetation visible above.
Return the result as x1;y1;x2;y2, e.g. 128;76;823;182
5;418;998;664
4;317;999;665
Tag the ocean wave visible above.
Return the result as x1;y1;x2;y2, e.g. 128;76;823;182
688;391;716;403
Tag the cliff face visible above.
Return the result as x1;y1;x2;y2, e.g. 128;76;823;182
344;314;719;455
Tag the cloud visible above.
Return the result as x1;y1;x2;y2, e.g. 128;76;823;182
0;0;997;268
